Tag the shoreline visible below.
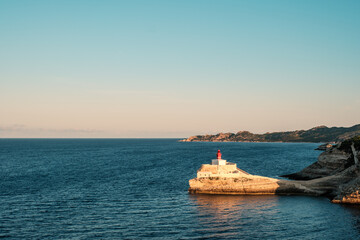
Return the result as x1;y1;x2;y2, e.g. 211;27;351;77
180;140;326;144
188;136;360;204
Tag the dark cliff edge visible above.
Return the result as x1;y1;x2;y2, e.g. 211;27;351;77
180;124;360;143
281;135;360;204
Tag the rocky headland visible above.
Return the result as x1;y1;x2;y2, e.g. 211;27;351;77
181;124;360;143
189;136;360;204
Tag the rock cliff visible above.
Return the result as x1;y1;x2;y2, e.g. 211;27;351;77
189;136;360;204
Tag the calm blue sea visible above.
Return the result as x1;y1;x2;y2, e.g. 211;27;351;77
1;139;360;239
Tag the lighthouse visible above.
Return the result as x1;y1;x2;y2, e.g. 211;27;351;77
212;150;227;165
196;150;247;178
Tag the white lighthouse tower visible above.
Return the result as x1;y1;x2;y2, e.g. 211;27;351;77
212;150;227;165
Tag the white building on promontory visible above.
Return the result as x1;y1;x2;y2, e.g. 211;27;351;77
197;150;249;178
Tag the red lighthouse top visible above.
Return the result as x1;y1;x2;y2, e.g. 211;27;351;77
216;150;222;159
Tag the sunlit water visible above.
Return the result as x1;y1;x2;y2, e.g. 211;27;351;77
1;139;360;239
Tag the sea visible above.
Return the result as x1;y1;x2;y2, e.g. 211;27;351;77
1;139;360;239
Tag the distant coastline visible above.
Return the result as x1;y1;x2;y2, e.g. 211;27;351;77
180;124;360;143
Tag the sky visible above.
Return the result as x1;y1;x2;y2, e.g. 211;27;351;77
0;0;359;138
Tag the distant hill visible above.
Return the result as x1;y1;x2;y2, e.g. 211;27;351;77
180;124;360;143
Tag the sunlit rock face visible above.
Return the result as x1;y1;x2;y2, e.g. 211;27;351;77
189;177;281;195
189;171;327;196
332;177;360;204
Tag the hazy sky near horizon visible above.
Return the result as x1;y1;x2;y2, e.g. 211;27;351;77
1;0;360;137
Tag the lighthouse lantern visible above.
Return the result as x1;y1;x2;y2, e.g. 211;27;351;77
212;150;227;165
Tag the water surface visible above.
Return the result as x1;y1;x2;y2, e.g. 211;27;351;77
1;139;360;239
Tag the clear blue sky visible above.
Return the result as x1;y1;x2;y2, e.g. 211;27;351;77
1;0;359;137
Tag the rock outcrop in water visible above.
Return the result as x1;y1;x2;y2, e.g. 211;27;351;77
181;124;360;143
315;143;334;151
189;136;360;204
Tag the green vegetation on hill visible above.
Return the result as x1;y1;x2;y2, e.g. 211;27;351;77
181;124;360;143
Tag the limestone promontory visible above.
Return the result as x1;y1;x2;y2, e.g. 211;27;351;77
189;136;360;204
